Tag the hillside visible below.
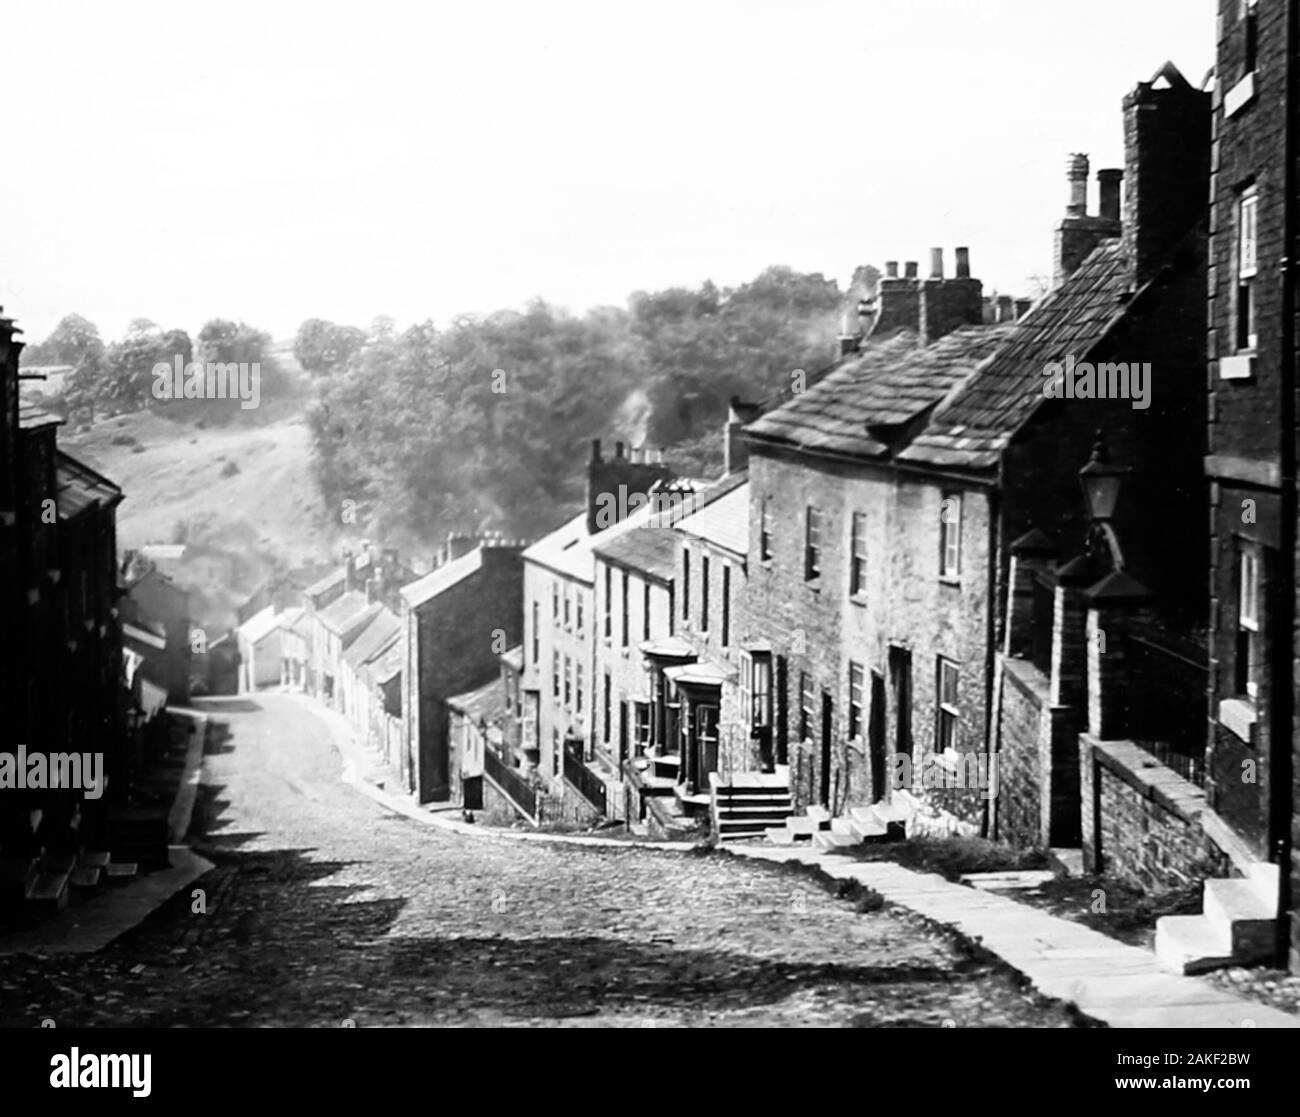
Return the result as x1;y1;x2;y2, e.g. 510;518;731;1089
62;397;338;629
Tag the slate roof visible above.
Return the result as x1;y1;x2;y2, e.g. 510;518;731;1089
900;240;1134;470
236;606;281;645
18;398;61;430
316;590;372;635
448;676;507;724
56;451;123;518
674;480;749;557
365;639;405;687
400;547;482;608
592;525;679;583
342;607;401;670
744;326;1013;460
305;567;346;598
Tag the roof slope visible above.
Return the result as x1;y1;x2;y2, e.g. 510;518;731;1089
900;240;1133;469
400;547;482;608
674;480;749;556
745;327;1012;459
57;450;124;518
342;607;401;670
592;525;680;582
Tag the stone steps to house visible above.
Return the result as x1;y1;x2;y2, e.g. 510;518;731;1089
710;772;794;844
105;861;139;884
70;866;102;889
28;870;71;912
1155;864;1279;975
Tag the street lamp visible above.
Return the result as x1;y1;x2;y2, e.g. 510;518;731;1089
1077;431;1128;570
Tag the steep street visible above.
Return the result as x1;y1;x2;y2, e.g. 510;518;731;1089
0;696;1084;1027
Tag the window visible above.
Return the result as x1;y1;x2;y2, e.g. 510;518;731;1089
1236;542;1261;700
799;672;814;741
760;497;773;562
936;658;960;754
643;582;651;641
603;672;612;743
746;653;772;730
621;570;630;647
576;592;583;634
552;728;560;775
552;580;559;621
563;588;570;628
701;555;710;631
603;565;612;638
850;512;867;596
633;701;651;755
682;547;691;621
805;507;822;580
721;565;731;647
564;655;572;707
576;662;584;714
552;650;560;698
531;601;539;665
1237;185;1259;352
939;493;962;580
849;662;865;741
1243;0;1258;74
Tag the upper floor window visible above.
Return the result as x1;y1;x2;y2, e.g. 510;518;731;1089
531;601;539;665
552;580;559;622
760;497;773;562
576;662;584;714
643;582;651;641
1243;0;1259;75
563;587;571;628
721;565;731;647
682;547;691;621
621;570;630;647
799;671;814;741
552;650;560;698
603;565;612;638
805;506;822;581
576;592;583;634
700;555;710;631
850;512;868;596
939;494;962;580
563;655;572;707
1237;184;1259;352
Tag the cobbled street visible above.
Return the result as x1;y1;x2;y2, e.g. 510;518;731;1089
0;695;1090;1027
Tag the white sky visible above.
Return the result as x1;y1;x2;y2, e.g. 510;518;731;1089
1;0;1216;344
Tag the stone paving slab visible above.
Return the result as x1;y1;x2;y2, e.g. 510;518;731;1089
722;844;1300;1029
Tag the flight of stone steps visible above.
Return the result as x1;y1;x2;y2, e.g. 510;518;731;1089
761;800;912;848
1154;861;1280;975
0;849;139;916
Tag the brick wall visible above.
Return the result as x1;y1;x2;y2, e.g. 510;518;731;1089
997;658;1049;847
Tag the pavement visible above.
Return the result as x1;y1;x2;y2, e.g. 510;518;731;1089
723;844;1300;1029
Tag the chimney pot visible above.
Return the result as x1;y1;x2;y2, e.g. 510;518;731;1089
955;247;971;278
591;438;602;463
1097;168;1123;224
904;261;918;280
929;248;944;279
1066;153;1090;216
615;441;625;459
885;261;899;279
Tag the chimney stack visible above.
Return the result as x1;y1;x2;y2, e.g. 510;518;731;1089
1121;62;1210;288
904;261;918;279
586;438;676;534
929;248;944;279
919;248;983;343
1055;153;1122;285
955;247;971;279
884;261;899;279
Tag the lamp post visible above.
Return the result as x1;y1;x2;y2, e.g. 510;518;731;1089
1078;431;1129;571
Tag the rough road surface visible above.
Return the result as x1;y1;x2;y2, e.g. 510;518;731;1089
0;694;1090;1027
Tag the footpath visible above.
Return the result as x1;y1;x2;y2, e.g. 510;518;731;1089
307;689;1300;1028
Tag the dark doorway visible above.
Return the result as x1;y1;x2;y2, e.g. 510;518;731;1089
463;775;483;811
775;656;789;765
869;670;887;801
819;691;833;809
695;703;720;790
889;645;913;759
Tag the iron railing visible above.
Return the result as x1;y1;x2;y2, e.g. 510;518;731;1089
483;745;538;821
564;740;608;814
1127;633;1208;788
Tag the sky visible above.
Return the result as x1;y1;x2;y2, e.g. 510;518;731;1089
1;0;1217;345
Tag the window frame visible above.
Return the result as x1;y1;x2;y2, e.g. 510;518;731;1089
804;506;822;582
936;657;960;754
850;512;867;597
760;497;773;562
939;493;962;581
848;661;865;742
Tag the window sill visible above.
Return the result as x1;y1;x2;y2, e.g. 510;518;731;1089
1218;697;1258;744
849;593;869;608
938;575;962;589
1224;72;1256;118
805;580;822;594
1220;352;1256;381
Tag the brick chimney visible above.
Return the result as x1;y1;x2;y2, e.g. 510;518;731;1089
443;532;478;564
724;397;762;475
919;247;983;342
869;261;921;335
586;437;675;534
1121;62;1210;288
1054;154;1123;285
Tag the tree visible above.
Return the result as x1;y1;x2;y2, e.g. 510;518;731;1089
294;319;366;376
101;322;192;414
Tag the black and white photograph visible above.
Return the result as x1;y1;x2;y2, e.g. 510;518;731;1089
0;0;1297;1089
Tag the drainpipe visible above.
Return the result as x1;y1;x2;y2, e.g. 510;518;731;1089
1276;0;1298;970
983;485;1001;840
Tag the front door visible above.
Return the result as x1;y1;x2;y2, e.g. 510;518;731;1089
890;646;913;760
695;703;720;790
775;656;789;765
819;692;833;809
869;670;887;801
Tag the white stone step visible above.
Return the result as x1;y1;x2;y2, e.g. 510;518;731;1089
785;816;824;835
812;831;859;850
804;805;831;823
1202;878;1276;961
849;805;881;826
763;827;796;846
1246;861;1279;908
1154;914;1233;975
872;799;914;824
830;818;857;836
